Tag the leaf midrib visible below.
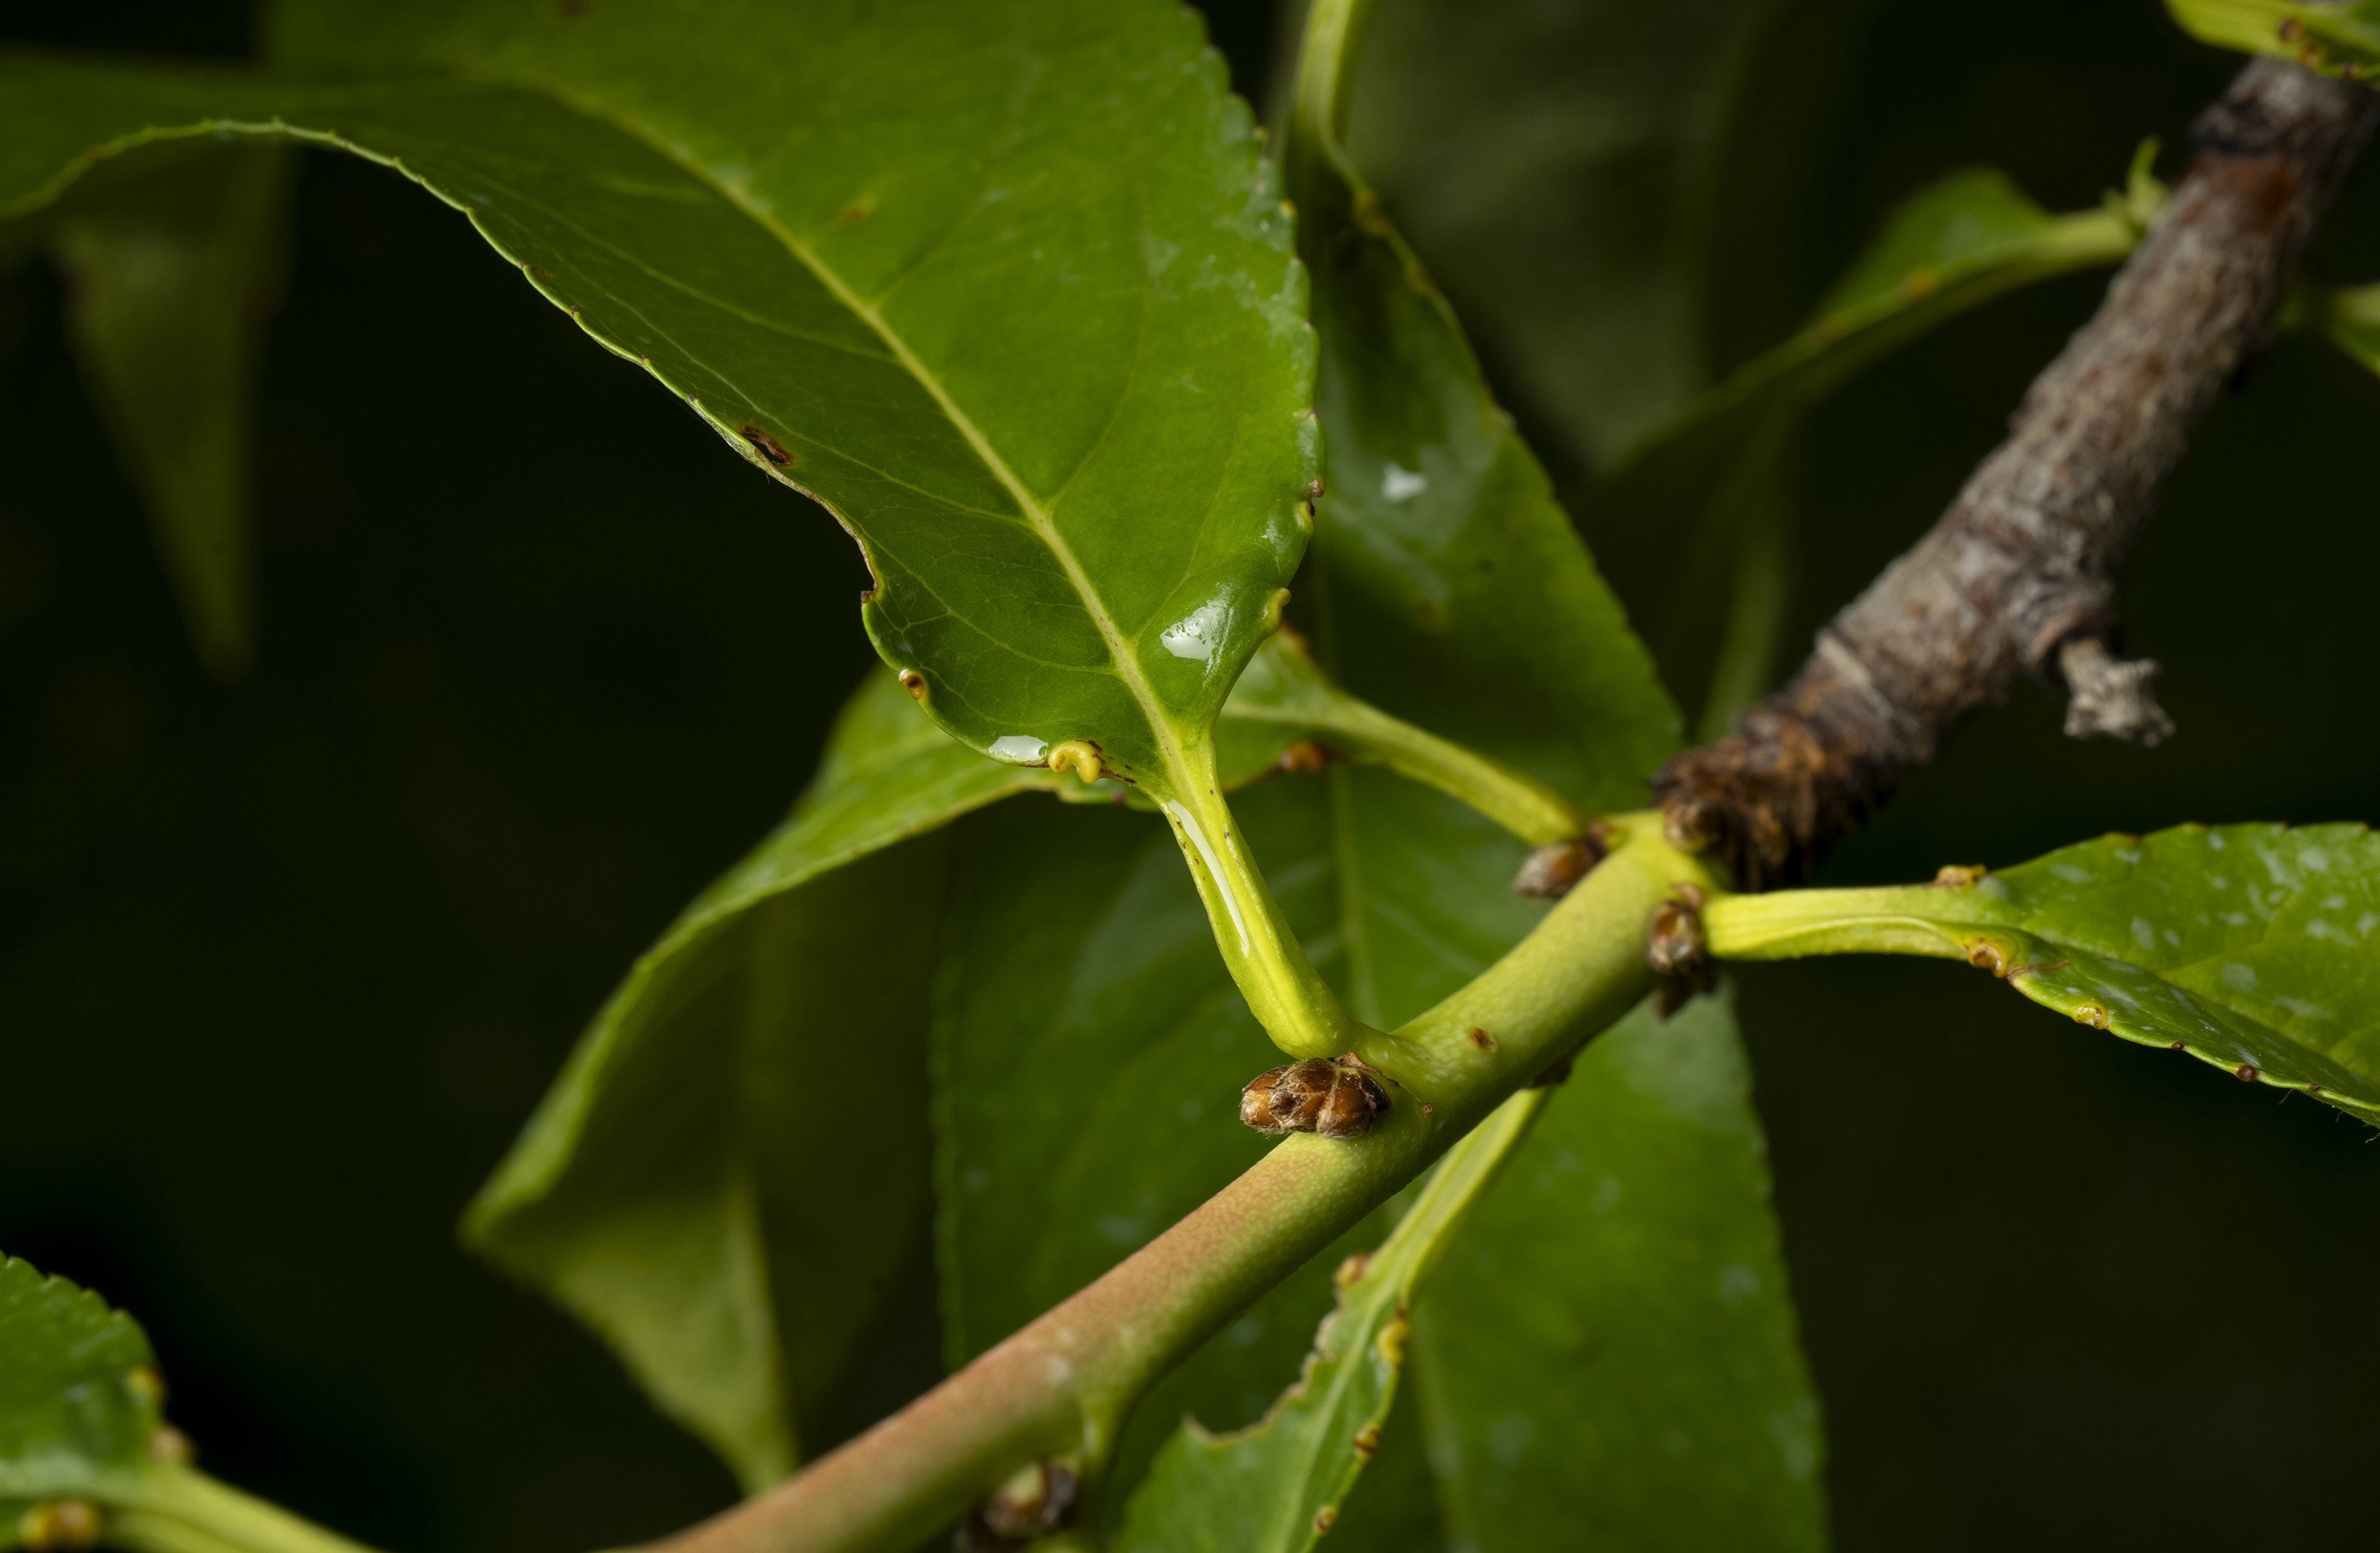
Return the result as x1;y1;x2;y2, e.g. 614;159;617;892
486;67;1199;776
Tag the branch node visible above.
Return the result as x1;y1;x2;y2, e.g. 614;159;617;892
2056;635;2175;746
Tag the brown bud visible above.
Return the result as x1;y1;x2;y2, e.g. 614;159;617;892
958;1460;1078;1551
1512;820;1612;899
1315;1068;1390;1140
1240;1066;1292;1134
1649;883;1715;1018
1242;1056;1389;1140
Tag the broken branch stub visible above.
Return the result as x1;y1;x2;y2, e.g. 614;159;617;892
1656;58;2376;888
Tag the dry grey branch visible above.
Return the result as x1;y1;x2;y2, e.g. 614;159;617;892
1656;58;2377;888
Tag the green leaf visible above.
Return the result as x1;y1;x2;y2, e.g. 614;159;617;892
1409;994;1825;1551
44;143;289;683
1286;21;1678;828
2164;0;2380;78
463;630;1572;1486
1601;163;2151;533
1705;823;2380;1119
1265;6;1828;1543
931;780;1381;1536
463;665;1054;1490
6;4;1315;804
0;1256;159;1514
1111;1094;1546;1553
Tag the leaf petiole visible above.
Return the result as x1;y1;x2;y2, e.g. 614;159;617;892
92;1467;380;1553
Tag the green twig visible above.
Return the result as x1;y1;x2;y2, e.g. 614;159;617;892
645;815;1710;1553
100;1467;381;1553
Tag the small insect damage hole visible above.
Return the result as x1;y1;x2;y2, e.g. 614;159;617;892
957;1460;1077;1552
1649;882;1715;1018
1334;1251;1370;1289
1467;1026;1496;1053
1313;1505;1339;1537
1351;1424;1383;1457
739;425;793;466
1514;819;1613;899
2071;1002;2111;1030
1932;863;1987;888
897;669;928;704
1241;1056;1390;1140
1966;941;2011;978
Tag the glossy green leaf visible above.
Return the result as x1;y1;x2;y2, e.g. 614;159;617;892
6;2;1315;803
46;144;288;682
463;669;1015;1490
1269;7;1825;1544
1409;994;1824;1551
464;631;1565;1486
1706;823;2380;1119
1287;21;1677;829
1111;1095;1545;1553
931;780;1391;1540
0;1255;159;1521
2165;0;2380;78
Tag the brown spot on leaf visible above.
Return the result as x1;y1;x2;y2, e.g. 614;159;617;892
1468;1027;1496;1053
739;425;793;466
897;669;927;704
2235;1064;2259;1083
1352;1424;1382;1457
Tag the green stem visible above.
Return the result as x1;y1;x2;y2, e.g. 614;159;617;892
103;1467;381;1553
1702;883;1968;961
1157;753;1374;1060
649;815;1711;1553
1290;0;1377;151
1228;686;1582;846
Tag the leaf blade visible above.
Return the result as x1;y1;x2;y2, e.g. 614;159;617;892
1706;822;2380;1117
5;5;1317;794
44;143;289;682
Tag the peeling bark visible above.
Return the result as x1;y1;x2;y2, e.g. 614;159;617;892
1657;59;2377;888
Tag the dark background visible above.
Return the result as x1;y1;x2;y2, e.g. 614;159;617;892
5;2;2378;1549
